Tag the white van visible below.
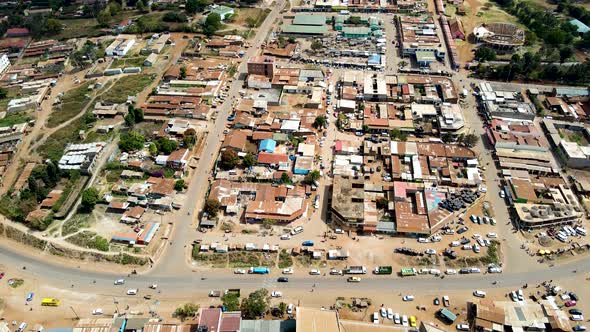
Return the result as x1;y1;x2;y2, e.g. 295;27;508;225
290;226;304;236
17;322;27;332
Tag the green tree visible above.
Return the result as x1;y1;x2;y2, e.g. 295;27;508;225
376;197;389;210
156;138;178;154
0;87;7;99
280;172;290;184
313;115;327;129
262;218;276;229
204;199;220;217
306;170;320;183
222;292;240;311
462;133;479;148
174;303;199;321
278;302;287;316
310;39;323;51
96;8;111;27
186;0;207;14
119;131;145;152
174;179;185;191
124;110;136;126
202;12;222;36
441;132;453;143
149;143;158;156
474;47;496;62
183;129;196;147
44;18;63;34
81;187;99;212
242;152;256;167
241;289;269;319
179;66;187;79
220;149;240;170
559;46;574;63
245;16;258;28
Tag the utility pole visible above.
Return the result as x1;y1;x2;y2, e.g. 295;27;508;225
70;306;80;320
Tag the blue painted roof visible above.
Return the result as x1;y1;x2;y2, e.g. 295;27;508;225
258;139;277;153
368;54;381;65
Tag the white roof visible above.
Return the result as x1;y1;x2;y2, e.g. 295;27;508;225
281;119;300;131
297;143;315;157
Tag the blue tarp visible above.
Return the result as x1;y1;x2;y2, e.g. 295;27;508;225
368;53;381;65
258;139;277;153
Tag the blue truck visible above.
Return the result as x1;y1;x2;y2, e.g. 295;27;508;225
248;267;270;274
302;240;314;246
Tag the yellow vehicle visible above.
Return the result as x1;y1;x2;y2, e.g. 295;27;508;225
41;298;61;306
410;315;417;327
347;277;361;283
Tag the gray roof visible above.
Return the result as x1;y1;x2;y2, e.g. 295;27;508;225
240;320;296;332
293;14;326;26
282;24;328;35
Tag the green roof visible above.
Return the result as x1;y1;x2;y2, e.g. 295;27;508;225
341;27;371;35
283;24;328;35
293;14;326;26
415;50;436;62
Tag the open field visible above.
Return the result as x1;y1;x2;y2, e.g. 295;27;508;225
0;111;33;127
38;117;86;161
100;74;154;103
47;82;93;128
55;18;102;40
110;56;147;68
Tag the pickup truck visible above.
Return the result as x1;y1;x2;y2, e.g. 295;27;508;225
373;266;393;275
209;290;222;297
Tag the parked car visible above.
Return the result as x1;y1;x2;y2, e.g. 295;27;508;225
573;326;587;332
566;301;577;307
380;307;387;318
309;269;321;275
92;309;103;315
571;315;584;321
473;290;486;298
445;269;457;275
424;249;437;255
387;308;393;320
394;313;401;325
234;269;246;274
277;277;289;282
570;309;583;315
457;324;470;331
126;289;138;295
372;312;379;324
433;297;440;305
330;269;343;275
271;291;283;298
402;295;415;301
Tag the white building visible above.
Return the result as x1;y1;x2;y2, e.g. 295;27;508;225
58;142;107;174
0;54;10;74
105;38;136;56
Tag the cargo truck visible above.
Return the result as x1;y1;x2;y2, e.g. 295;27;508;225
248;267;270;274
373;266;393;275
401;268;417;276
345;266;367;274
41;298;61;306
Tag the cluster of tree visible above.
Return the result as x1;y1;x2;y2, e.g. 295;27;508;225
202;12;223;36
119;131;146;152
474;47;496;62
304;170;320;184
493;0;579;51
135;0;150;13
124;105;144;126
80;187;99;212
313;115;327;129
183;129;197;148
156;137;178;155
475;52;590;84
389;128;408;141
174;179;185;191
185;0;209;14
173;303;199;321
96;2;123;28
70;41;105;68
162;12;188;22
220;149;241;170
240;289;270;319
204;198;220;217
26;162;61;206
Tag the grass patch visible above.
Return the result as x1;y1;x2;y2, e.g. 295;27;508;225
55;18;102;40
62;213;91;236
446;241;501;267
0;111;33;127
66;231;109;251
192;251;228;267
228;251;260;268
8;278;24;288
101;74;154;103
278;249;293;268
111;56;147;68
260;252;277;266
0;87;21;112
38;117;85;160
47;81;93;128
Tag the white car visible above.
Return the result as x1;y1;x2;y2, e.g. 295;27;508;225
334;228;344;234
387;308;393;320
114;279;125;285
380;307;387;318
445;269;458;275
473;290;487;298
499;191;506;198
287;304;294;315
510;291;518;302
402;315;409;326
472;234;482;239
280;234;291;240
394;313;401;324
418;268;430;274
282;267;293;274
487;233;497;238
450;241;460;247
457;324;470;331
329;269;343;275
92;308;103;315
309;269;321;275
488;267;502;273
271;291;283;298
373;312;380;324
431;235;442;242
417;237;430;243
572;315;584;321
126;289;138;295
234;269;246;274
424;249;437;255
430;269;441;275
402;295;415;301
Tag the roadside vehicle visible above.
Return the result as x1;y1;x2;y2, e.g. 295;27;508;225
309;269;321;275
17;322;26;332
570;292;580;301
234;269;246;274
249;267;270;274
434;297;440;305
372;312;379;324
473;290;486;298
280;234;291;240
410;316;417;327
114;279;125;285
517;289;524;301
373;266;392;275
457;227;468;234
149;284;158;289
566;301;577;307
402;315;409;326
271;291;282;298
402;295;415;301
442;295;450;307
510;291;518;302
437;308;457;323
92;308;103;315
345;266;367;274
41;298;60;306
334;229;344;234
0;272;4;279
573;326;587;331
394;313;401;324
282;267;293;274
450;241;460;247
424;249;436;255
380;307;387;318
330;269;343;275
417;237;430;243
287;304;294;315
290;226;303;236
571;315;584;321
570;309;583;315
387;308;393;320
127;289;138;295
277;277;289;282
487;233;497;238
347;277;361;282
302;240;314;246
26;292;34;302
457;324;470;331
445;269;457;275
473;244;481;253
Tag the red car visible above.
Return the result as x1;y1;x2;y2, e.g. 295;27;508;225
565;300;577;307
0;272;5;279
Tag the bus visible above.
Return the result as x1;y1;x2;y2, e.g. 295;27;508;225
41;298;61;306
437;308;457;323
400;268;416;276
